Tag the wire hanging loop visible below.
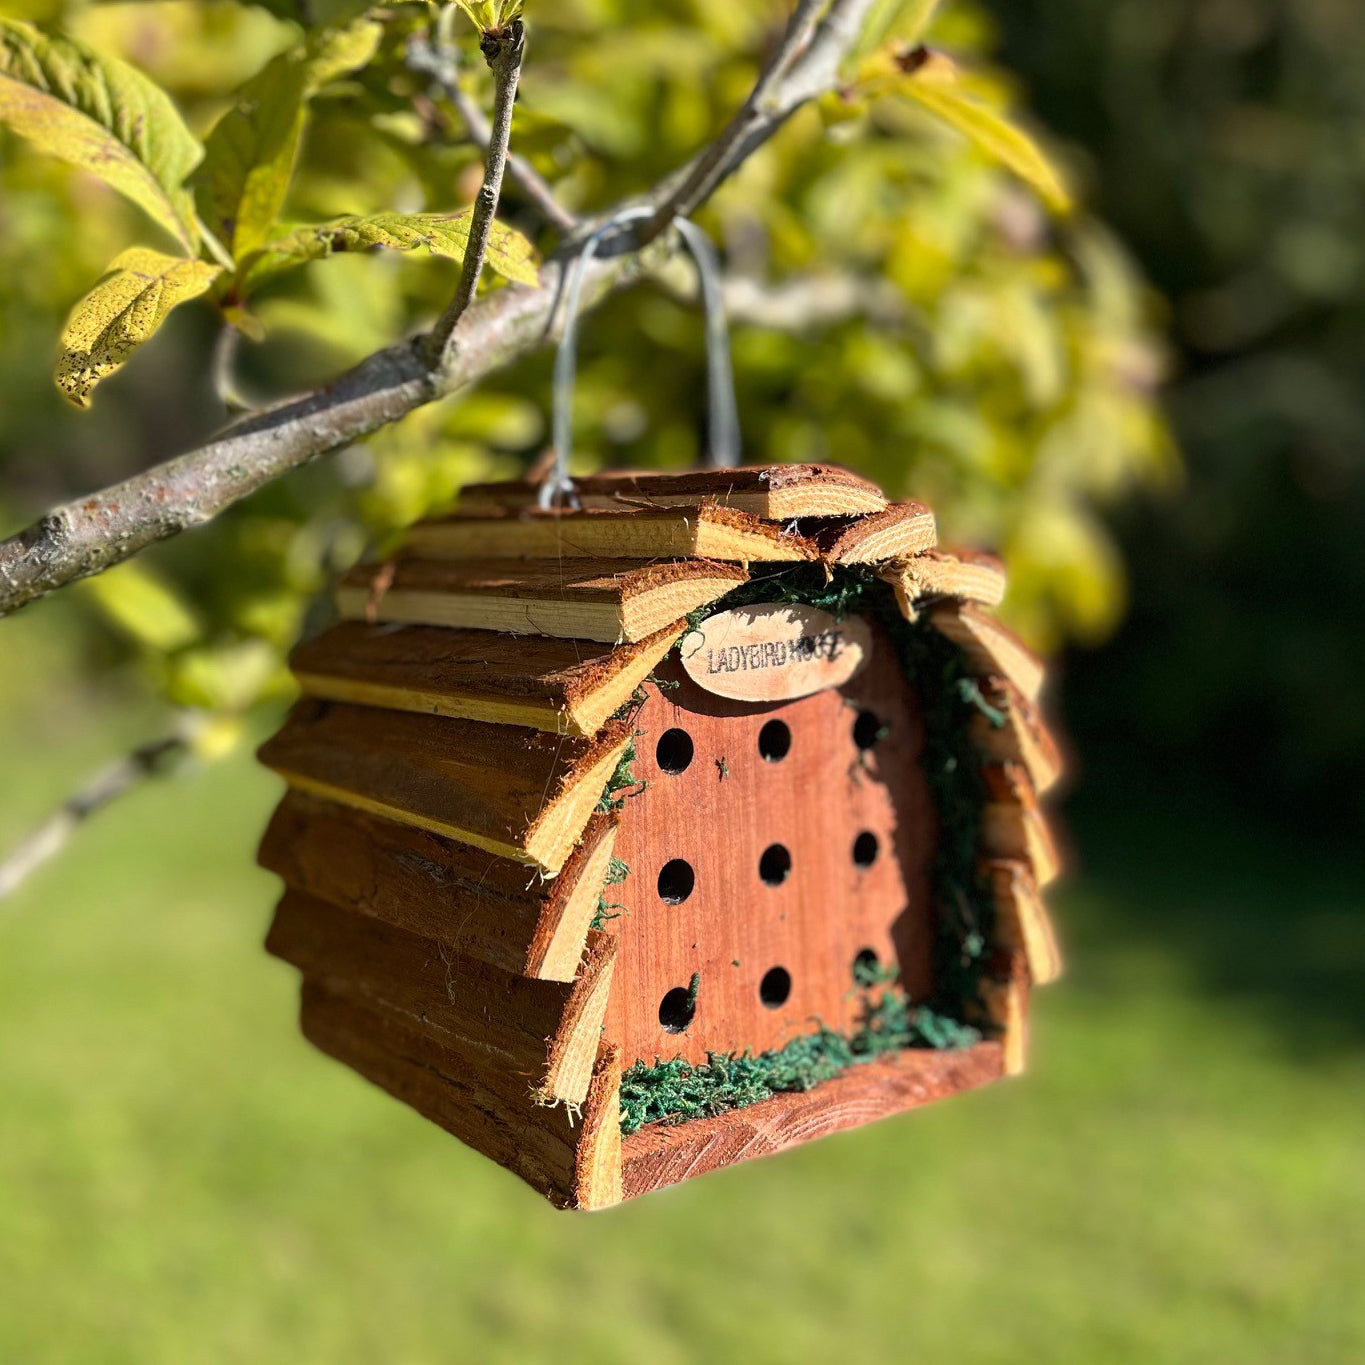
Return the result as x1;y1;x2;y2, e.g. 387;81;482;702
539;208;741;511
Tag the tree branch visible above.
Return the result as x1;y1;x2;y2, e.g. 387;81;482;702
407;33;577;233
427;20;526;364
0;4;877;617
0;732;188;902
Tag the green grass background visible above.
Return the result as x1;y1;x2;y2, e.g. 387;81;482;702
1;609;1362;1364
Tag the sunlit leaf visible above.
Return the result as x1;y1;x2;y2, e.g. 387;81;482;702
865;45;1072;213
239;209;541;293
0;18;203;250
451;1;524;34
56;247;221;406
193;20;381;261
79;560;202;651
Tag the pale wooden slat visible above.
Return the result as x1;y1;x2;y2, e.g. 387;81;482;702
985;858;1063;986
966;678;1064;794
927;602;1046;703
291;620;681;737
458;463;887;519
258;791;619;981
406;504;815;563
337;557;747;644
880;549;1007;614
257;700;631;874
980;762;1063;887
808;501;938;564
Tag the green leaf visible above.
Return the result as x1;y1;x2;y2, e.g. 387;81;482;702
0;19;203;251
79;561;202;652
193;21;381;261
879;48;1072;214
56;248;222;407
239;210;541;294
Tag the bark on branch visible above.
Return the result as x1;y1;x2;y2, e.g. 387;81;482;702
0;1;877;617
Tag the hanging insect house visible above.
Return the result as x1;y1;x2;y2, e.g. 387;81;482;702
256;217;1065;1209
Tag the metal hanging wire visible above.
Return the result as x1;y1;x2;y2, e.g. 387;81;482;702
539;207;740;510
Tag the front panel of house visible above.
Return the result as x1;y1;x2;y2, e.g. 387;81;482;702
604;617;940;1068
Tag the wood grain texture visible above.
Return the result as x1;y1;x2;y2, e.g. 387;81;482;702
604;621;939;1068
405;505;816;563
966;679;1064;794
619;1042;1004;1201
257;700;630;873
981;956;1029;1076
985;858;1063;986
290;620;681;736
458;464;888;519
980;762;1062;887
881;550;1007;614
337;557;747;644
808;502;938;564
927;602;1046;703
257;791;617;982
299;982;621;1209
267;891;615;1104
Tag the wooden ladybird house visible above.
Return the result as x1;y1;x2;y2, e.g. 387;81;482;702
256;464;1064;1209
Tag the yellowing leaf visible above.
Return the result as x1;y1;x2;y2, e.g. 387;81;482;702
194;21;381;261
56;248;221;406
0;19;203;251
240;210;541;294
79;561;202;651
897;62;1072;214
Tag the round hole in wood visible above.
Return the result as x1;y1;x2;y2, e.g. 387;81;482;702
758;843;792;886
657;858;695;904
853;709;884;751
759;966;792;1009
852;947;880;985
658;986;696;1033
852;830;880;868
655;727;694;775
757;719;792;763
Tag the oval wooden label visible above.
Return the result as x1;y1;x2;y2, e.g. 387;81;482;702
680;603;872;702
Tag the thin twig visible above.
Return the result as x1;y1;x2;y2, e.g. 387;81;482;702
0;3;877;616
0;733;189;902
407;34;577;233
427;21;526;364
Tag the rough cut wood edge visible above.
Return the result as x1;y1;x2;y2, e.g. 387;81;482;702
337;558;747;644
984;858;1063;986
292;620;682;737
880;550;1007;616
268;891;613;1105
258;703;632;874
927;602;1046;703
981;762;1062;887
405;504;817;564
808;501;938;565
258;792;618;982
457;464;888;520
982;956;1029;1076
967;679;1064;795
299;982;621;1209
618;1042;1004;1202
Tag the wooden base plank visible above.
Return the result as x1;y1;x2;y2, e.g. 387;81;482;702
405;505;816;563
928;602;1045;703
457;464;888;520
808;501;938;564
290;620;682;737
338;558;747;644
619;1042;1004;1201
299;983;621;1209
258;792;619;981
257;700;631;874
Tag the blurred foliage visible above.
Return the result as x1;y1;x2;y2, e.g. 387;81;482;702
994;0;1365;824
0;0;1172;750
